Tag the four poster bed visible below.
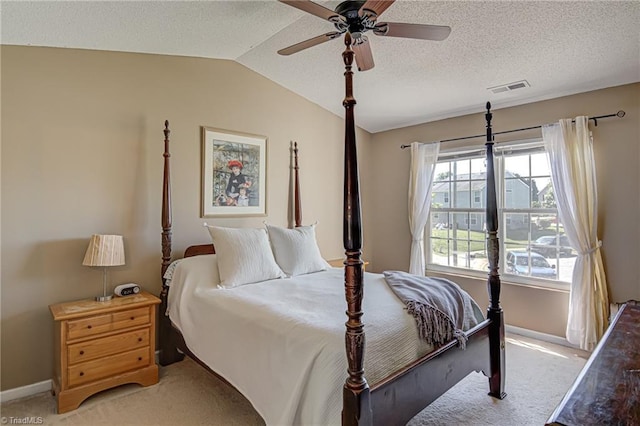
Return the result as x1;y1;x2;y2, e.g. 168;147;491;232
158;35;505;426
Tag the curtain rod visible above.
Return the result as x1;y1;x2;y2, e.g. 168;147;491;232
399;110;626;149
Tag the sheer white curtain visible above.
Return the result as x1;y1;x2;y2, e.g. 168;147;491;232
408;141;440;275
542;117;609;351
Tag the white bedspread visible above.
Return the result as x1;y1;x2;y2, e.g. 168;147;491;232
167;254;484;426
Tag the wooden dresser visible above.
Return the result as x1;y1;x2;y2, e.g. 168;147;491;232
49;291;160;413
546;302;640;425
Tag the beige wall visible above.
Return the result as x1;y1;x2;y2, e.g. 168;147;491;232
2;45;638;392
368;83;640;336
0;46;373;390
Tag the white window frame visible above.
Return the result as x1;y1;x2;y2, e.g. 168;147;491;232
426;139;571;290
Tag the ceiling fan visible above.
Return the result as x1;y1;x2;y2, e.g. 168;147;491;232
277;0;451;71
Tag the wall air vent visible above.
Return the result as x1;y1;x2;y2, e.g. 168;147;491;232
488;80;530;94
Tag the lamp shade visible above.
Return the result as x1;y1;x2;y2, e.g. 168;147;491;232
82;234;125;267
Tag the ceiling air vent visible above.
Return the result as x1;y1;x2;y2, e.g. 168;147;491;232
488;80;530;94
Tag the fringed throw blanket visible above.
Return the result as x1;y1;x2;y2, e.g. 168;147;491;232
383;271;483;349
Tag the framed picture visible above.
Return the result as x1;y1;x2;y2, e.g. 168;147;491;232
201;127;267;217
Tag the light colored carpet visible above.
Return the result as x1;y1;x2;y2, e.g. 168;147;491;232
1;333;589;426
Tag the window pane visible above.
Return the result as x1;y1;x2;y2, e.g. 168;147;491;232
530;153;550;176
453;213;469;233
504;213;529;242
504;154;530;177
431;211;449;231
454;159;470;179
538;179;556;208
533;177;552;208
429;211;487;272
470;158;485;174
453;179;469;208
504;178;531;208
453;160;469;208
434;162;451;182
432;161;450;208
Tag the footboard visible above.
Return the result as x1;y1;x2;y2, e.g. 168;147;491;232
370;320;492;426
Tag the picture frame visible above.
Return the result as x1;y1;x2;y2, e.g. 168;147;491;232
201;127;267;217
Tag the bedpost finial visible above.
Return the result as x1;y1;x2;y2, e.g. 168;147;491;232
485;102;493;122
485;102;494;143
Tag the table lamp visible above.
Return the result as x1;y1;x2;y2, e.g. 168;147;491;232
82;234;125;301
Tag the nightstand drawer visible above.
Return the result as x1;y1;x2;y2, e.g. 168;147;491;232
112;307;150;330
67;313;113;340
66;307;150;340
67;347;150;388
68;329;150;365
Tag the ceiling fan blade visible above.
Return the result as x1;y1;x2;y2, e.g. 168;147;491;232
278;31;343;56
359;0;395;20
374;22;451;41
279;0;341;22
353;37;375;71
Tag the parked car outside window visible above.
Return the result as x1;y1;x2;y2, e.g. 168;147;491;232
506;250;557;279
530;235;572;257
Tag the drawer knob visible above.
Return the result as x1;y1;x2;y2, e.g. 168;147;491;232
130;316;135;320
79;372;84;376
79;350;84;355
138;338;143;342
87;325;92;329
138;357;142;361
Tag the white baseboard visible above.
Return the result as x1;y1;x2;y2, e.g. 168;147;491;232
1;351;161;404
0;380;52;403
506;324;579;349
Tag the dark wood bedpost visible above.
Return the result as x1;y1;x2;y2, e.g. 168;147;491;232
161;120;172;282
484;103;507;399
159;120;184;366
341;33;372;426
293;141;302;228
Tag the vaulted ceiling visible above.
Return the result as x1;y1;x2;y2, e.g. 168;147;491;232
3;1;639;133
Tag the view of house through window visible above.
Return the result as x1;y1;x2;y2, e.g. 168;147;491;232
428;143;575;285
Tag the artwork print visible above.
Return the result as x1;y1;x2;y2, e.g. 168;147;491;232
201;127;267;217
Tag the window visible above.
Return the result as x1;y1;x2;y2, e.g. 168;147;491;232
427;141;574;287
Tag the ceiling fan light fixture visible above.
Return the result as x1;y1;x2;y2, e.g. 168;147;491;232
373;23;388;36
335;0;366;19
360;8;378;21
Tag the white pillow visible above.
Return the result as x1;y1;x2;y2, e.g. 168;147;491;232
265;224;330;276
205;225;285;288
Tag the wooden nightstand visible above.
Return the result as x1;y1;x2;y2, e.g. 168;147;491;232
49;291;160;413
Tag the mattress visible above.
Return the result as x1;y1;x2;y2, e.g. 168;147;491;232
167;254;483;426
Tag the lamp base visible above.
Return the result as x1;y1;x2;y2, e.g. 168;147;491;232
95;295;113;302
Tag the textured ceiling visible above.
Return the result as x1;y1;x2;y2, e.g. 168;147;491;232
2;1;639;133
